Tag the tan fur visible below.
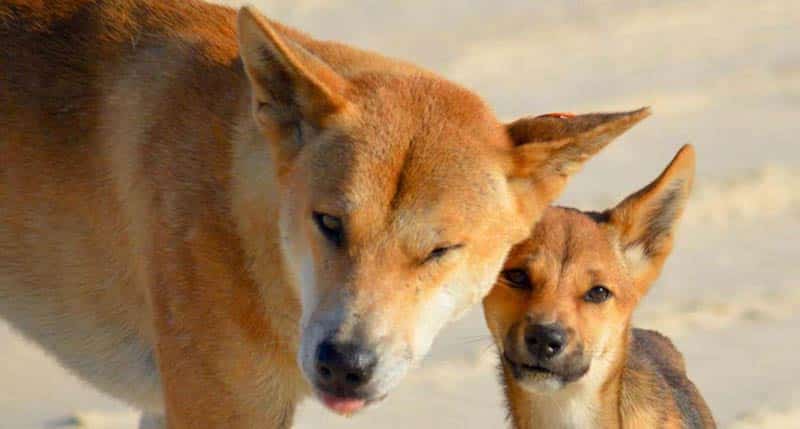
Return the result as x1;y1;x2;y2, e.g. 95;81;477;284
1;1;648;427
484;146;716;428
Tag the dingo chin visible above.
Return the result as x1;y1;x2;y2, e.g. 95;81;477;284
484;145;716;428
1;0;648;426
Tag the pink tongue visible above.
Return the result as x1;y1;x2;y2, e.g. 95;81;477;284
321;394;367;415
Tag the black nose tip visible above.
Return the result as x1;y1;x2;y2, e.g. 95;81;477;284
315;340;377;394
525;323;567;360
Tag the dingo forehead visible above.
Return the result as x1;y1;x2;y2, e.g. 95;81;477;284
303;73;516;246
499;144;695;299
504;208;629;293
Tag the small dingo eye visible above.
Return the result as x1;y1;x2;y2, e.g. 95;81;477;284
501;269;531;290
584;285;612;303
424;244;463;263
313;212;343;247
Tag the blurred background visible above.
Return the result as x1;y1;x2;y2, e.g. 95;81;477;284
2;0;798;427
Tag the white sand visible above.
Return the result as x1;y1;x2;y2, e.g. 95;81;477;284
2;0;798;427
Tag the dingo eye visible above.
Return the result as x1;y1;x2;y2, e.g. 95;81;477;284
424;244;463;263
584;286;612;303
313;212;343;247
501;269;530;290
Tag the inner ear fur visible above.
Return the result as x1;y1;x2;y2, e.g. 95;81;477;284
608;144;696;286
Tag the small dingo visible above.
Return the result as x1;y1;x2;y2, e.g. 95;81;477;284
484;145;715;428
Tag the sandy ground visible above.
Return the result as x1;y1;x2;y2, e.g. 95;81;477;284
1;0;799;427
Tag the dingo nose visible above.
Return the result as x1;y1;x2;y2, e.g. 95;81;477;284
525;324;566;360
315;340;377;393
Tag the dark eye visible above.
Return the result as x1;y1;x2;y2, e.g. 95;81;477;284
424;244;463;263
584;285;612;303
313;212;343;247
501;269;531;290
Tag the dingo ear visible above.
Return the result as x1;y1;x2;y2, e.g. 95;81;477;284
508;108;650;207
238;6;348;146
608;144;695;289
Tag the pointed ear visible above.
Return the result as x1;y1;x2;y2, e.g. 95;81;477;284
608;144;695;289
508;108;650;207
237;6;348;132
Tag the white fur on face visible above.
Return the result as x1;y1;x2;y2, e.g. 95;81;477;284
411;280;458;358
411;249;509;360
278;202;318;330
276;198;330;386
523;383;600;429
515;370;570;394
622;243;649;280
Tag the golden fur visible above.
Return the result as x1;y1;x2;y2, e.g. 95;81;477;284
484;146;716;428
1;1;647;427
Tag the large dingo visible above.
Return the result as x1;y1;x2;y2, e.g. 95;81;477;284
0;1;648;427
484;145;715;428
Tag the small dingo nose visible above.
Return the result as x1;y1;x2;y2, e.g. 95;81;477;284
525;324;566;360
315;340;377;393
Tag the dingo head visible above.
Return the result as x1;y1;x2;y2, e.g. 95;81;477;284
484;145;694;394
237;6;650;412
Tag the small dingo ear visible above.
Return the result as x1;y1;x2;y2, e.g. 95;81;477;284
609;144;695;289
507;108;650;222
238;6;348;131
